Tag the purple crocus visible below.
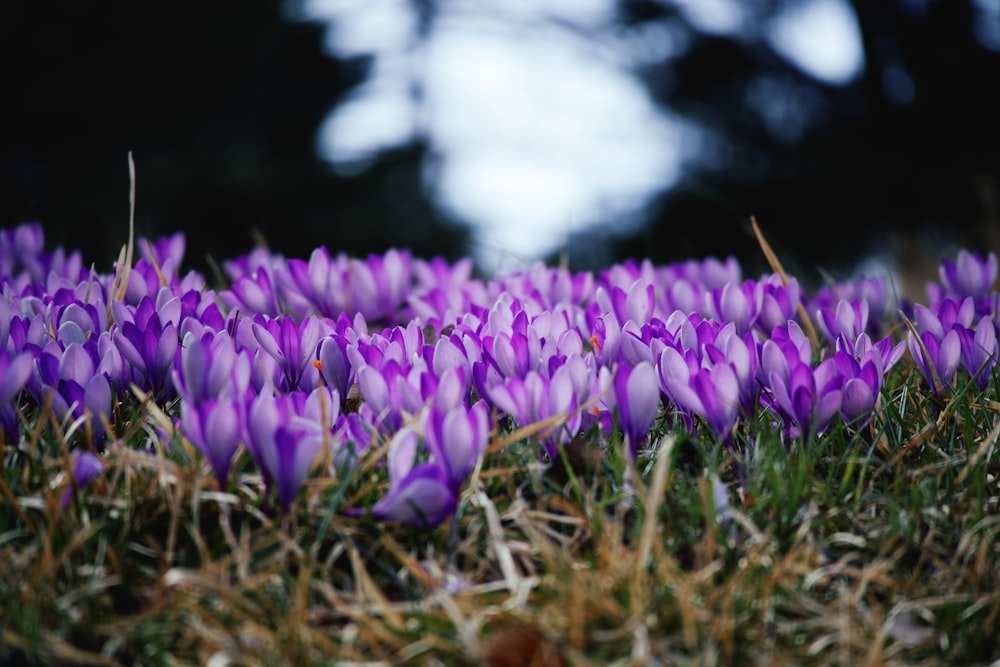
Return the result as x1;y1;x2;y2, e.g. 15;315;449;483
179;397;243;490
756;275;802;334
705;279;762;335
32;341;113;443
816;299;869;346
0;350;33;442
423;399;491;490
929;250;998;316
657;346;740;442
222;266;283;318
906;300;969;395
111;296;180;398
766;357;843;440
367;429;456;527
611;361;661;459
596;279;656;327
350;249;412;324
60;450;105;509
244;387;340;514
908;328;962;395
830;348;880;426
175;332;231;397
251;315;322;393
488;365;584;460
956;315;999;390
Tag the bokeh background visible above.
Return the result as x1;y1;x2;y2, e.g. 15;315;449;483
3;0;999;294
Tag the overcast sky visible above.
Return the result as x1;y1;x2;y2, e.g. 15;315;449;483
300;0;870;274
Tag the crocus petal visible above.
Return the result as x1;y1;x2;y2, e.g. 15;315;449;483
204;400;241;487
937;328;962;385
0;352;33;406
61;450;105;509
841;377;875;423
371;463;456;527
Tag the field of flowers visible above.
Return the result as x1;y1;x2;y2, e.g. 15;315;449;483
1;220;999;665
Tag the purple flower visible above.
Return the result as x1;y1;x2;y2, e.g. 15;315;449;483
251;315;322;392
367;429;456;527
706;280;762;335
111;296;180;398
318;334;354;400
284;246;351;319
487;368;581;460
816;299;869;346
350;249;412;324
356;360;424;432
908;329;962;395
931;250;998;315
657;346;740;441
956;315;999;389
597;279;655;326
223;266;282;318
244;387;340;514
138;232;186;271
811;276;892;338
423;399;491;490
174;330;250;403
0;350;32;408
830;349;881;425
766;357;843;440
0;349;33;443
32;341;112;443
611;361;660;459
759;322;813;390
757;275;801;334
60;450;105;509
906;300;969;395
179;397;243;490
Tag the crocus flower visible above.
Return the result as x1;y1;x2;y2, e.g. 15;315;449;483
956;315;999;389
350;249;412;324
830;348;880;426
596;279;655;328
174;330;249;404
705;280;762;335
489;361;588;460
251;315;322;392
908;328;962;395
179;397;243;491
611;361;661;459
766;357;843;441
759;321;813;390
317;334;353;400
111;296;180;398
283;246;351;319
757;275;801;334
222;266;282;318
60;450;105;509
929;250;999;316
244;387;340;514
906;300;969;395
657;346;740;442
816;299;869;346
356;360;424;432
0;350;32;408
0;350;33;442
367;429;456;527
422;399;490;490
139;232;186;272
32;341;113;443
